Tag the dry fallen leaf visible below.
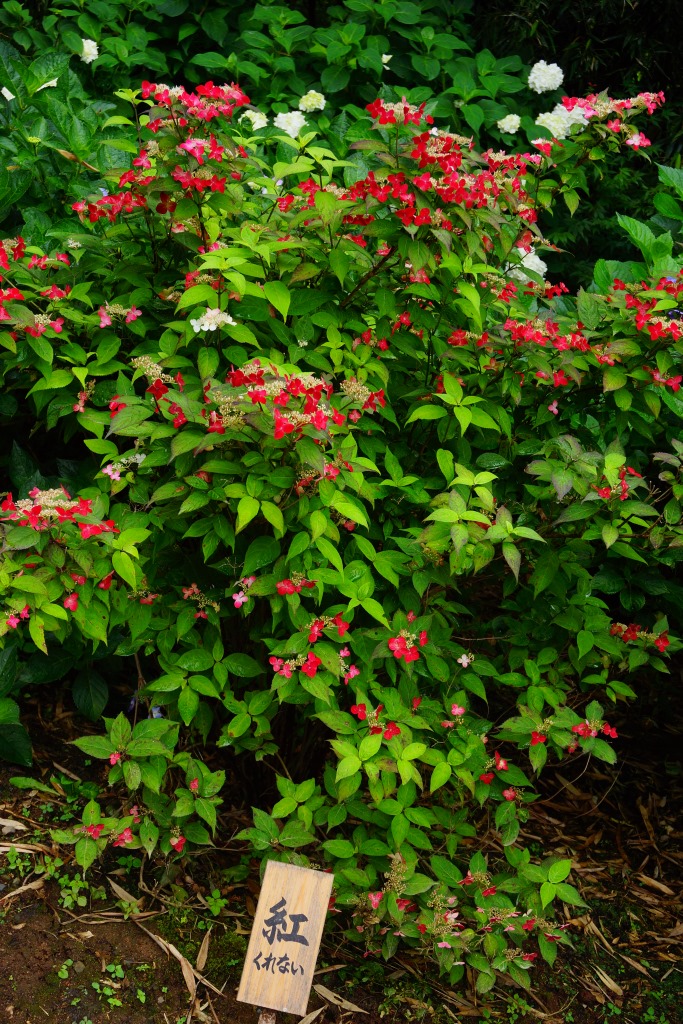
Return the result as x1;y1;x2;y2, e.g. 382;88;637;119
133;921;226;1000
299;1007;325;1024
108;876;141;907
593;964;624;997
313;984;368;1014
637;874;675;896
196;925;212;973
0;877;44;903
0;818;28;833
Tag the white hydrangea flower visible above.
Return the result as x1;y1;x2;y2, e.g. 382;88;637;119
299;90;325;113
508;248;548;282
190;308;237;333
535;103;587;140
1;86;15;101
528;60;564;94
239;109;268;131
381;54;392;65
80;38;99;64
273;111;307;138
497;113;521;134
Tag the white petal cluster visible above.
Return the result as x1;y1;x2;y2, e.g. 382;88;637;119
535;103;587;140
381;54;392;65
497;113;521;134
507;248;548;282
239;109;269;131
36;79;58;91
273;111;307;138
298;90;325;112
190;308;237;333
80;38;99;64
528;60;564;94
1;86;15;101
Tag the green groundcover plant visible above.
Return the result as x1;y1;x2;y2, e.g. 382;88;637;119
0;66;681;993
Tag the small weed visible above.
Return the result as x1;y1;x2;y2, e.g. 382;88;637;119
105;962;125;980
136;988;147;1003
3;846;32;877
57;958;73;980
91;980;123;1008
506;993;532;1023
116;854;142;874
205;889;229;916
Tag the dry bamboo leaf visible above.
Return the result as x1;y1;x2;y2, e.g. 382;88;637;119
618;953;651;976
52;762;81;781
0;877;44;902
298;1008;325;1024
133;921;227;999
313;984;368;1013
0;842;50;855
593;965;624;997
0;817;28;833
196;926;212;973
108;876;141;906
637;874;675;896
586;920;616;955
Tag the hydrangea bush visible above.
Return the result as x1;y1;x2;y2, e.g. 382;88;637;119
0;69;681;994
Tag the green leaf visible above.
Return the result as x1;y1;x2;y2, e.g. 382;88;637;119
402;742;427;761
359;733;382;760
502;542;521;581
123;759;142;790
430;762;452;793
430;854;462;887
71;735;115;759
330;493;369;529
602;523;619;549
75;836;99;871
72;672;108;722
406;405;447;424
195;797;217;832
243;536;281;576
263;281;291;319
555;882;587;906
224;653;262;677
112;550;137;588
139;819;159;857
540;881;556;908
322;838;355;858
0;724;32;766
261;501;285;534
178;687;200;726
577;630;594;659
548;859;572;883
336;755;361;781
176;648;214;672
236;496;260;533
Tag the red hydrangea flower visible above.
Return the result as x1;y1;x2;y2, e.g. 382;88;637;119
113;827;134;847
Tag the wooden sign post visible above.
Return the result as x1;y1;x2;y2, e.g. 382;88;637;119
237;860;333;1019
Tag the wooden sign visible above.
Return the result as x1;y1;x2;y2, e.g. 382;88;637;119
237;860;333;1017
